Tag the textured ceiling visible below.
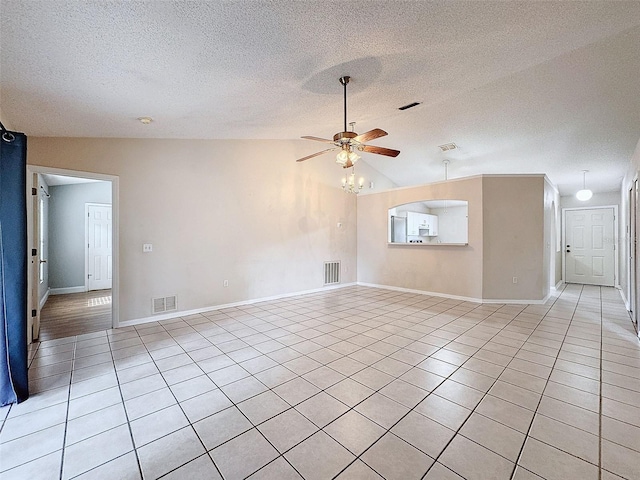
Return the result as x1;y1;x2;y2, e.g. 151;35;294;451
2;1;640;195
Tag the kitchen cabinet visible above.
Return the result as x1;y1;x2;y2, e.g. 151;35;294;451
407;212;438;236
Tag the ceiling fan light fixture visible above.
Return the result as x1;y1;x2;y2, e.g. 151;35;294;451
296;75;400;164
336;149;349;166
576;170;593;201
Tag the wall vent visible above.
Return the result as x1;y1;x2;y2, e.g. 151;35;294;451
324;261;341;285
152;295;178;314
398;101;421;111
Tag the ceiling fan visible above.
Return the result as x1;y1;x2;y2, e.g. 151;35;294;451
296;76;400;168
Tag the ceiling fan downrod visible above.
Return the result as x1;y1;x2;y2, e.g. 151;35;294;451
339;76;350;133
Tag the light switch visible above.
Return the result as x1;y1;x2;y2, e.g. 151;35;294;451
143;244;153;253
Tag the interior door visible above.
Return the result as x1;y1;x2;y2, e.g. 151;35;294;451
29;173;41;341
565;208;615;286
87;204;112;291
629;178;640;334
630;182;637;327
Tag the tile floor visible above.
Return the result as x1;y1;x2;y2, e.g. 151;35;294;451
1;284;639;479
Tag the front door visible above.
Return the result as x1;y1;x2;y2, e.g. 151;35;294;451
87;204;112;291
565;208;615;286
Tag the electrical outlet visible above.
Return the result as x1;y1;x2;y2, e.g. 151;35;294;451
223;280;229;287
143;244;153;253
512;277;518;284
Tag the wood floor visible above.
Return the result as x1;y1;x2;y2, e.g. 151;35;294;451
38;289;112;341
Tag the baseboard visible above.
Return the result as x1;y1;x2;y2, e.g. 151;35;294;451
554;280;564;290
50;286;87;295
39;288;50;309
119;282;357;328
356;282;550;305
619;288;630;311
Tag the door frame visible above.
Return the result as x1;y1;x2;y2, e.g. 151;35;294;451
85;203;113;292
26;165;120;336
562;205;619;287
628;178;638;326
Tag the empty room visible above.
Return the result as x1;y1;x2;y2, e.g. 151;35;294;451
1;2;640;480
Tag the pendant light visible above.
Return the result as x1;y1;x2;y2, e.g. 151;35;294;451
576;170;593;201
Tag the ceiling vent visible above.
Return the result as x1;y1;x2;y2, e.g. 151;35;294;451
438;143;458;152
398;102;421;111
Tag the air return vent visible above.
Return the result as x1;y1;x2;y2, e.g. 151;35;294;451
324;261;341;285
152;295;178;314
438;142;458;152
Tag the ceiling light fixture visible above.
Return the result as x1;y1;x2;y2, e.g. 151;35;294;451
342;167;364;194
576;170;593;201
137;117;153;125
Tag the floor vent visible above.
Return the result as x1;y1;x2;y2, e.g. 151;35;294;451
152;295;178;314
324;261;341;285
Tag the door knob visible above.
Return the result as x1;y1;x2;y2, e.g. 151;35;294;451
566;250;571;253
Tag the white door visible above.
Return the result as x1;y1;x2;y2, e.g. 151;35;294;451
87;204;112;291
28;173;41;342
565;208;615;286
629;182;637;327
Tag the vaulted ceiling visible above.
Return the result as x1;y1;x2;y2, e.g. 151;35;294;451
2;1;639;195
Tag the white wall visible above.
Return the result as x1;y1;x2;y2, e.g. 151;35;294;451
28;137;395;322
560;191;620;210
429;205;468;244
619;137;640;308
48;182;112;289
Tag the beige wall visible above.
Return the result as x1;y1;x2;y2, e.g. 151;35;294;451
28;137;394;322
357;176;484;300
482;176;546;301
357;175;549;302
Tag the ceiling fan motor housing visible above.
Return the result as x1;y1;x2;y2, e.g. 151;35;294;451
334;131;358;143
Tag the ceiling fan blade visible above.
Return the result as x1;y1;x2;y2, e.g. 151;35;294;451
301;136;335;144
361;145;401;157
353;128;387;144
295;147;338;162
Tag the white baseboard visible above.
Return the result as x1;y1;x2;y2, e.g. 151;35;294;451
39;288;50;309
619;288;630;311
50;286;87;295
119;282;357;328
356;282;550;305
554;280;564;290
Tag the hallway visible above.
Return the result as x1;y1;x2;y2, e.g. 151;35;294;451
38;290;112;341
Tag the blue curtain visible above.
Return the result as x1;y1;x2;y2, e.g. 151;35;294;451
0;129;29;405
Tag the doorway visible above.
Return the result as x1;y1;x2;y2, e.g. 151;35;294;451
27;166;119;343
563;206;617;287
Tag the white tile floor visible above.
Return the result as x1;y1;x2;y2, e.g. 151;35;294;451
1;284;639;479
